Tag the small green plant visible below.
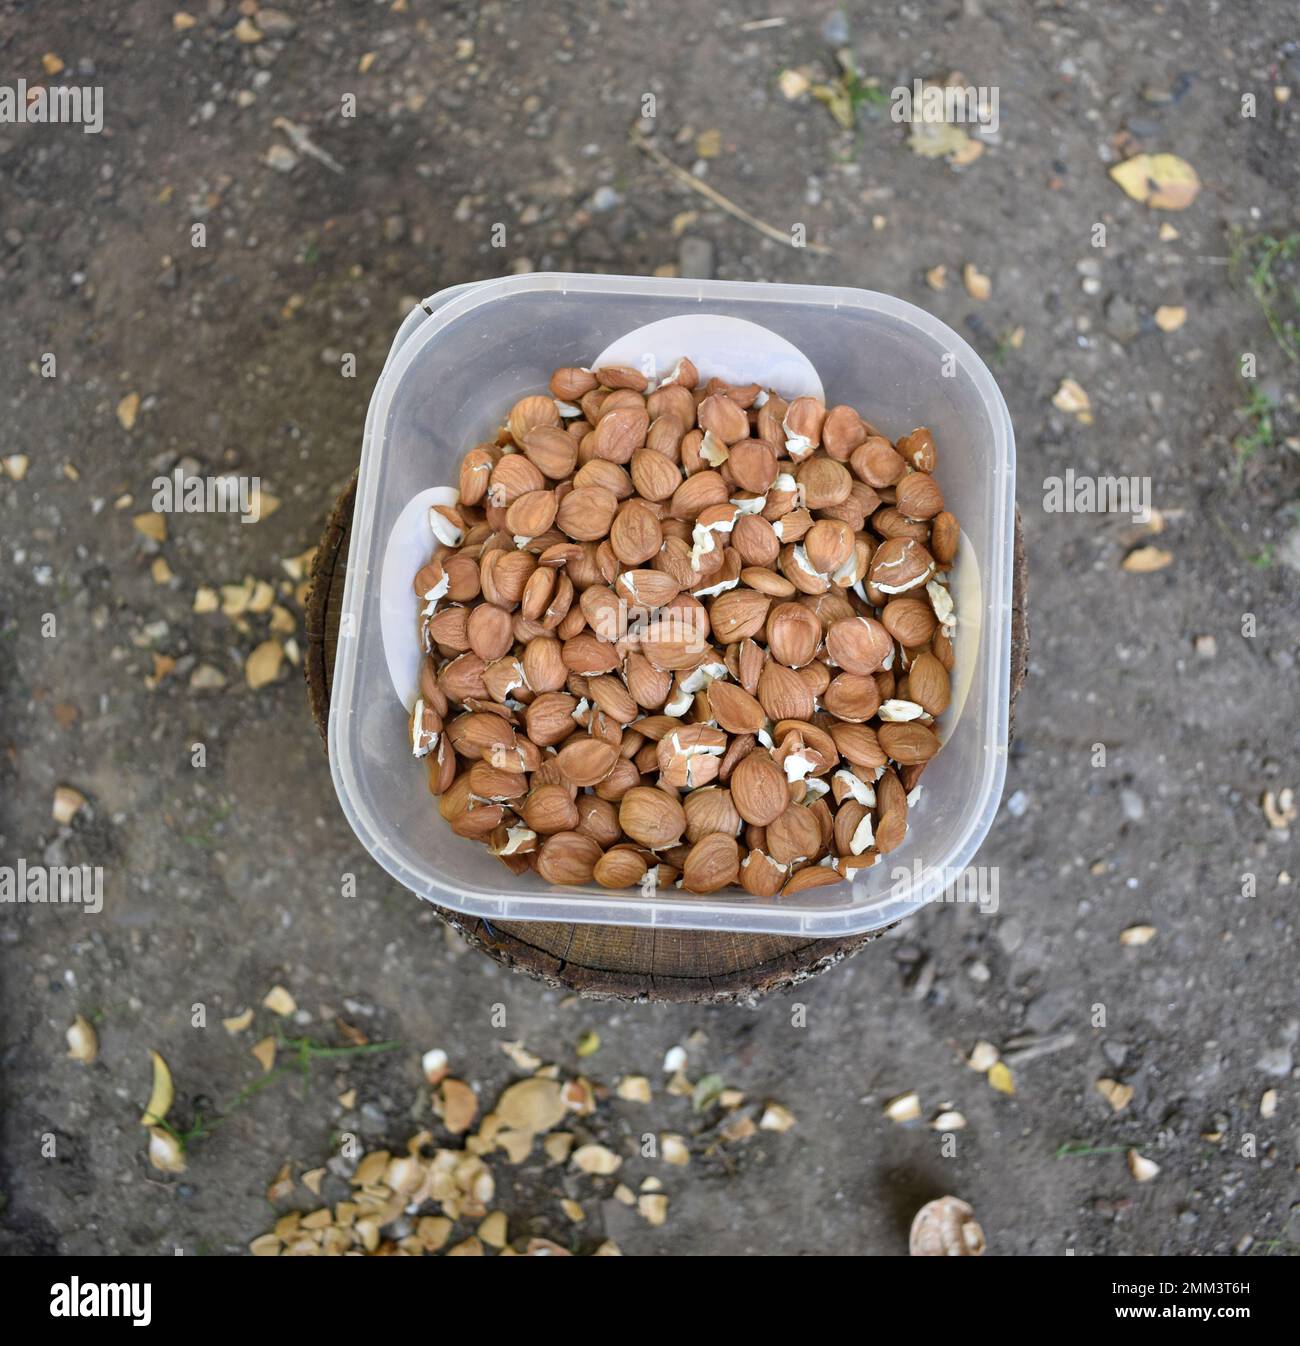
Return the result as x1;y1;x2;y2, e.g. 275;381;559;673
1229;229;1300;363
159;1030;401;1153
1231;382;1278;483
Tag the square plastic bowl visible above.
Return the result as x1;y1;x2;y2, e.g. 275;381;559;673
330;273;1015;936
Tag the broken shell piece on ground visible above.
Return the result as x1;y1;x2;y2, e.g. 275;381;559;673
909;1196;985;1256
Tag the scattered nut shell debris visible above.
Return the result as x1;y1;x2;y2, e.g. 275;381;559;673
963;262;991;300
245;640;285;689
660;1134;691;1166
1260;1089;1278;1119
139;1050;174;1127
1120;924;1157;946
222;1008;254;1034
148;1127;187;1174
422;1048;450;1084
52;786;88;825
66;1014;98;1064
116;391;141;430
884;1091;922;1123
909;1196;985;1256
617;1075;652;1102
1095;1078;1134;1113
638;1192;669;1227
930;1109;967;1130
966;1040;999;1072
436;1079;478;1135
1127;1149;1160;1182
261;985;296;1015
1154;305;1186;332
1121;545;1173;573
759;1102;797;1132
1262;788;1296;830
251;1036;277;1073
1051;378;1093;425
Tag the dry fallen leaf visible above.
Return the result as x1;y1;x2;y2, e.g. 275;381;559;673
1121;545;1173;573
1109;153;1200;210
251;1036;277;1073
66;1014;98;1063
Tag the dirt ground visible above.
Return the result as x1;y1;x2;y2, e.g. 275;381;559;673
2;1;1298;1257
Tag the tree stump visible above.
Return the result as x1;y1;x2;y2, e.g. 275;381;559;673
306;475;1028;1004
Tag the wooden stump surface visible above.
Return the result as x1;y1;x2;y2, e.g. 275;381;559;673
306;474;1028;1003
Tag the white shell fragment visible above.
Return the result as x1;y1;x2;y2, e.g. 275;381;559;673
878;699;926;722
428;506;463;547
909;1196;985;1256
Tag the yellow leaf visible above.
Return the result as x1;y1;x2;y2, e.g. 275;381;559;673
140;1049;174;1126
987;1061;1015;1095
1109;153;1200;210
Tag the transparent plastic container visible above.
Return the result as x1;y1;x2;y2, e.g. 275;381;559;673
330;273;1015;936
